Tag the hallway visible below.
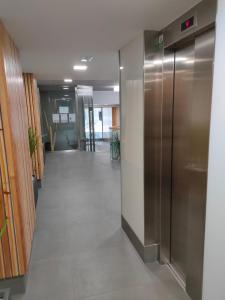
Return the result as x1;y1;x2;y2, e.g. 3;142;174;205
12;151;189;300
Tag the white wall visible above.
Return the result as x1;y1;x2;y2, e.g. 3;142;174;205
202;1;225;299
120;33;145;244
93;91;119;106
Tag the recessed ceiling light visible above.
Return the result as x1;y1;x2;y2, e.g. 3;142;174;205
64;79;72;83
64;94;69;97
114;85;120;92
81;56;94;63
120;66;124;70
63;87;69;90
73;65;88;71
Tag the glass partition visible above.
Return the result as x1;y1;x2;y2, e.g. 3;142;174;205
102;107;112;139
75;86;95;152
94;107;103;139
40;91;77;151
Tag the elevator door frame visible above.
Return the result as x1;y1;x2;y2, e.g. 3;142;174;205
160;27;215;300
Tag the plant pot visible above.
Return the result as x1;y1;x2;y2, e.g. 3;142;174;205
110;141;120;160
32;175;38;208
45;142;51;152
0;289;10;300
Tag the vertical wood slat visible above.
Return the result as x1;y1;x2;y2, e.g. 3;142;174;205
0;120;19;276
0;171;12;278
112;107;120;127
0;20;35;279
23;73;44;180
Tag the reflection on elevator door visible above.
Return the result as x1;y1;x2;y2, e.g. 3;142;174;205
164;29;215;300
170;42;195;284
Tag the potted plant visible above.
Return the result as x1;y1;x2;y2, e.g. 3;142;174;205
110;130;120;160
28;127;39;207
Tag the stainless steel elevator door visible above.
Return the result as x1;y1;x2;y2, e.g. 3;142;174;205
185;29;215;300
170;29;215;299
171;42;195;283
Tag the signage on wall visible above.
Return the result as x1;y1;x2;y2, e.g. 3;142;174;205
52;114;60;123
181;16;195;32
69;113;76;123
154;34;164;50
60;114;68;123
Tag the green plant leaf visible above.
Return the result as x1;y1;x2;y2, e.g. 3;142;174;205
28;127;38;157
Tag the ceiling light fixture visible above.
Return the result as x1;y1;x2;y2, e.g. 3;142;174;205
73;65;88;71
120;66;124;70
64;79;72;83
63;87;69;90
81;56;94;63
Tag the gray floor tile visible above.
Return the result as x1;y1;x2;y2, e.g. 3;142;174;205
12;151;189;300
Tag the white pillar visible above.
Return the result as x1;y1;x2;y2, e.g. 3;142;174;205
203;1;225;299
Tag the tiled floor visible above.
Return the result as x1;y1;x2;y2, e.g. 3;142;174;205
12;151;189;300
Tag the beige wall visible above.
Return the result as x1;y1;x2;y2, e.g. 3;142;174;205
203;1;225;299
120;33;144;244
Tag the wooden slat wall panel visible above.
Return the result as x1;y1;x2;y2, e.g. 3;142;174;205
0;21;35;279
112;107;120;127
23;73;44;180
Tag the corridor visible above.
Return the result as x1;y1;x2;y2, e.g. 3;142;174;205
13;151;189;300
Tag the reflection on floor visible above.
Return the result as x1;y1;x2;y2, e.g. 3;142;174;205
12;151;189;300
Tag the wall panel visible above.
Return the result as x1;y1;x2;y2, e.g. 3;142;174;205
0;20;35;280
120;33;145;244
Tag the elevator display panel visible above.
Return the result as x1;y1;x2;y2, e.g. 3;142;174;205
181;16;195;32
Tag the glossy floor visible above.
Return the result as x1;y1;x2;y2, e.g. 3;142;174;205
12;150;189;300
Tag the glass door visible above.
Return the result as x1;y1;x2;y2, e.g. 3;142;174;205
75;86;95;152
102;107;112;139
40;91;77;151
94;107;103;140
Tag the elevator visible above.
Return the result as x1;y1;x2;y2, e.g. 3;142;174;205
142;1;217;299
161;29;215;298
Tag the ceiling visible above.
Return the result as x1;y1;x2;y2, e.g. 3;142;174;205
0;0;200;86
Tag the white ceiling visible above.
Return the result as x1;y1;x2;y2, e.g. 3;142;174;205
0;0;200;84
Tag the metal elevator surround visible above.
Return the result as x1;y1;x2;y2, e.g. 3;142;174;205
144;31;163;246
160;49;174;265
142;1;217;299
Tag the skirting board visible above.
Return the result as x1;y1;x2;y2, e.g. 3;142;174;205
37;179;42;189
0;289;10;300
122;216;159;262
0;275;27;296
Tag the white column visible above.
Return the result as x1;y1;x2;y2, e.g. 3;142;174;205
203;1;225;299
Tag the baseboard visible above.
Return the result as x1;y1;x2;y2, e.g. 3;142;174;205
0;275;27;296
37;179;42;189
121;215;159;262
0;289;10;300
